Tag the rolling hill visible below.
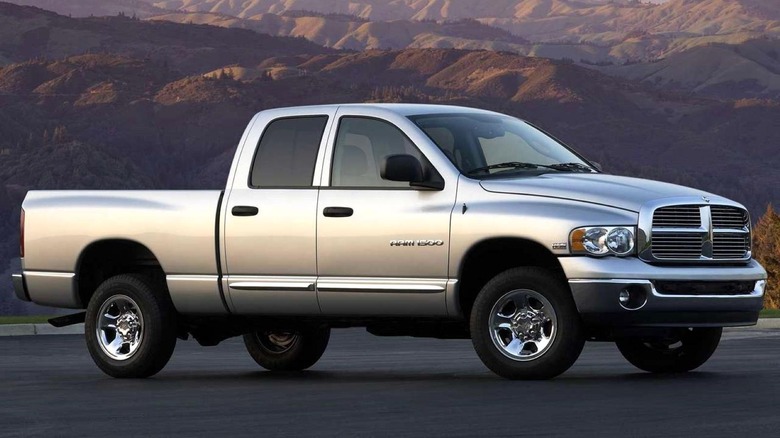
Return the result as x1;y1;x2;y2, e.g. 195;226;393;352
1;1;779;314
146;0;780;42
603;38;780;99
147;11;528;50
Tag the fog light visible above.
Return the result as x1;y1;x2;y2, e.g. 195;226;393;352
618;285;647;311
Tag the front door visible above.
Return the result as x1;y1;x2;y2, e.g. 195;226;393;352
316;114;457;316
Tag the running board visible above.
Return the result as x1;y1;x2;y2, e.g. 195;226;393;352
48;312;86;328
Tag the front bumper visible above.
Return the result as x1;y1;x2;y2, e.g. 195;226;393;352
560;257;767;327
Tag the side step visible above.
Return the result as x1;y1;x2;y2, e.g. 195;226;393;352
48;312;86;328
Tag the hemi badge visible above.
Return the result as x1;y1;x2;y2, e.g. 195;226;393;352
552;243;568;250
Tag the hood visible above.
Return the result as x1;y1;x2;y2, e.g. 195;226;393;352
479;173;725;212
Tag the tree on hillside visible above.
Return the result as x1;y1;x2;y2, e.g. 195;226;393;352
753;205;780;309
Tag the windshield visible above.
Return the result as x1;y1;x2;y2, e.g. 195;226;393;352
408;113;595;177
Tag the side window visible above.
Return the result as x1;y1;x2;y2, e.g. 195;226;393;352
250;116;328;188
331;117;428;188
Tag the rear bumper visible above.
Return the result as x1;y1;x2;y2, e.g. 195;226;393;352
561;257;767;327
12;272;30;302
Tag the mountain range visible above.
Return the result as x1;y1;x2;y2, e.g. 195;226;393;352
0;1;779;314
7;0;780;99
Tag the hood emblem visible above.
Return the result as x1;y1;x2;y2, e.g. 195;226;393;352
702;196;710;203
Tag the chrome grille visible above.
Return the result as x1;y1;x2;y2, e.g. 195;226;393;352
652;206;701;228
713;233;750;259
651;233;703;259
644;203;750;262
711;206;749;229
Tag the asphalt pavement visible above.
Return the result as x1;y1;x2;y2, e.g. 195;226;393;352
1;328;779;437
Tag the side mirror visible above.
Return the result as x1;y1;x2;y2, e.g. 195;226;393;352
381;154;444;190
381;154;423;183
591;161;603;171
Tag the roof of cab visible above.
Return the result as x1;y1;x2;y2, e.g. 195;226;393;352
256;103;498;118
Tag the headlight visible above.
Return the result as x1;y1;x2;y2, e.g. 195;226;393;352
570;226;635;256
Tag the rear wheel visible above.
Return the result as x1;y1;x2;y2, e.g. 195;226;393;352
85;274;177;378
243;326;330;371
470;267;585;380
616;327;722;373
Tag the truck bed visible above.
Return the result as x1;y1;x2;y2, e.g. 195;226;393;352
21;190;224;309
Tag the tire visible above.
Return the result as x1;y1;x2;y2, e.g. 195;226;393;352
85;274;177;378
470;267;585;380
243;326;330;371
616;327;722;373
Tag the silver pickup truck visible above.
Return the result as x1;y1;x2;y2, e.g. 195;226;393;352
13;104;767;379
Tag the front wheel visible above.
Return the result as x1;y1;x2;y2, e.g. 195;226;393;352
616;327;722;373
470;267;585;380
244;326;330;371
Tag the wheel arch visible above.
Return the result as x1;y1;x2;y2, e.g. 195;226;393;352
455;236;567;318
75;239;168;308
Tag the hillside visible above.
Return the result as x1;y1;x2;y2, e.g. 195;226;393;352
603;38;780;99
8;0;780;47
1;2;780;313
148;11;528;51
146;0;780;42
6;0;168;18
0;2;332;73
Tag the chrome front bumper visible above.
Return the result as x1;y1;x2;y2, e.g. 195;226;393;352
561;257;766;327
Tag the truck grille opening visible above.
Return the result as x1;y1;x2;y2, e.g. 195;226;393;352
652;205;701;228
648;204;750;262
653;281;756;296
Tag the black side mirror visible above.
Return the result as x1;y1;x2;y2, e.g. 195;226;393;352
381;154;444;190
381;154;423;182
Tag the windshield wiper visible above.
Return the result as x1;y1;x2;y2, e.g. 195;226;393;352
544;162;596;172
466;162;539;175
466;161;595;175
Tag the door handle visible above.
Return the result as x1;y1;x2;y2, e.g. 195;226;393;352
231;206;258;216
323;207;353;218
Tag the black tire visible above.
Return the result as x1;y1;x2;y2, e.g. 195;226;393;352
470;267;585;380
616;327;722;373
85;274;177;378
243;326;330;371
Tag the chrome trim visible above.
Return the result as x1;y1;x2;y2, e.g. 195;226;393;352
316;277;447;293
167;275;218;281
637;197;751;263
230;282;315;291
226;275;320;315
228;276;316;291
24;271;75;279
701;205;713;259
568;278;765;299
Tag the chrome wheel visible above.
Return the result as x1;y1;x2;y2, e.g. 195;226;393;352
489;289;557;361
257;331;299;354
96;294;144;361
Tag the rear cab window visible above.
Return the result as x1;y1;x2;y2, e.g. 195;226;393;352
249;116;329;188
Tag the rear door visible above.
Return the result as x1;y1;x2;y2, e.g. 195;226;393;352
223;110;335;314
315;109;458;316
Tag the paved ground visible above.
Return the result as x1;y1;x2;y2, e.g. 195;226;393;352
1;328;779;437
